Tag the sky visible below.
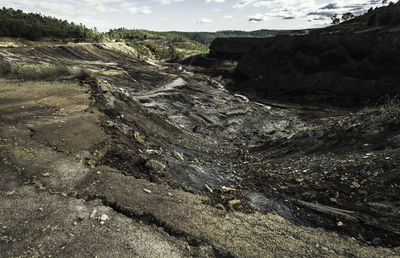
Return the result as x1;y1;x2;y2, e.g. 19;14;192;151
1;0;389;32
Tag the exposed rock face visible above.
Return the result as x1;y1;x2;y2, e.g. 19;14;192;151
234;30;400;106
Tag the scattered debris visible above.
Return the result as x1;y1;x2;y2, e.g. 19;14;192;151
205;184;213;193
89;209;97;219
145;160;166;172
134;131;144;143
100;214;109;221
221;186;235;192
143;189;152;194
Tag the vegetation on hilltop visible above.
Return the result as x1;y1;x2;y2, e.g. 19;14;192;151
0;7;299;61
106;28;209;61
0;7;102;41
168;30;295;45
326;1;400;31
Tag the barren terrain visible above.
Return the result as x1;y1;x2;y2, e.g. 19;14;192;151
0;42;399;257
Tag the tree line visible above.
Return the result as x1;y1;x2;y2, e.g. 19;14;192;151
0;7;100;41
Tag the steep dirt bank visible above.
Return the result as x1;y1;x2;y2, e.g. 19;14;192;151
234;29;400;107
1;43;399;256
209;4;400;107
209;38;272;60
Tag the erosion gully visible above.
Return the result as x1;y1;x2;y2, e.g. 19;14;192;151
88;58;399;247
3;43;399;248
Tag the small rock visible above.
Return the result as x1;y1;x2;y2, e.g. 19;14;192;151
337;221;343;226
89;209;97;219
228;200;241;210
134;131;144;143
143;189;152;194
205;184;213;193
42;173;50;177
100;214;109;221
145;149;162;155
221;186;235;192
352;182;361;188
145;160;166;172
329;198;338;203
106;121;115;128
173;151;184;161
100;221;105;225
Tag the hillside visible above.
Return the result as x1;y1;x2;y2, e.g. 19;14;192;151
106;28;208;61
168;29;300;45
207;1;400;107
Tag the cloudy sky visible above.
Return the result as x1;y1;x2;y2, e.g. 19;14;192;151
2;0;388;31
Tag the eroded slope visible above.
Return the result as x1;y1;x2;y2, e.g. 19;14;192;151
0;43;399;256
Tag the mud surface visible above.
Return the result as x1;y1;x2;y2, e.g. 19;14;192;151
1;43;399;257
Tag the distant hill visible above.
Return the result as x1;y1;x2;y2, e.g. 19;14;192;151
106;28;209;61
0;7;100;41
167;30;300;46
0;7;308;61
104;29;302;60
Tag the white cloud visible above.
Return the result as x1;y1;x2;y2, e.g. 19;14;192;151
233;0;258;8
120;2;153;15
153;0;184;5
205;0;225;3
196;18;213;23
307;0;387;24
140;7;153;14
224;15;234;19
239;0;387;25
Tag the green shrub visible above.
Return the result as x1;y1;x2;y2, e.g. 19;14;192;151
0;61;12;75
75;69;92;81
382;95;400;109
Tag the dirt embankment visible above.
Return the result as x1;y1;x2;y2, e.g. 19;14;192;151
208;4;400;107
234;30;400;106
209;38;272;60
0;42;399;257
